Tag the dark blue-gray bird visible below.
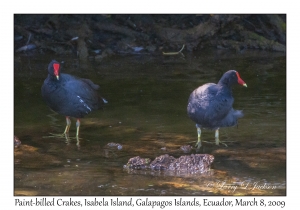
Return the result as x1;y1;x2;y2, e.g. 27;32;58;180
42;60;107;139
187;70;247;149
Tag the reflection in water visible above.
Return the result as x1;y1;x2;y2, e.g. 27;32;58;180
14;50;286;196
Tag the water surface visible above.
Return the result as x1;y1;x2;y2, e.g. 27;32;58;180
14;49;286;196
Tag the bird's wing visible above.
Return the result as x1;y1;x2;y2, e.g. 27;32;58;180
80;78;100;90
62;77;99;109
207;88;234;122
188;83;218;123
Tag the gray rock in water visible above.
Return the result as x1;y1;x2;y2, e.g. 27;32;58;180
168;154;214;173
150;154;176;170
105;142;123;150
124;154;214;174
14;135;21;148
180;145;193;153
125;156;151;169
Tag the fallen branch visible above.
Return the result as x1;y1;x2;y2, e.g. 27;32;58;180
162;44;185;56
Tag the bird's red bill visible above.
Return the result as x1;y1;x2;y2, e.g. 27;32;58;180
236;72;246;86
53;63;60;76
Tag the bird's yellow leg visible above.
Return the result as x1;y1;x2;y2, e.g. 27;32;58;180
215;129;219;145
63;116;71;135
76;119;80;137
215;129;229;147
195;124;202;149
43;116;76;142
43;116;72;139
76;119;81;148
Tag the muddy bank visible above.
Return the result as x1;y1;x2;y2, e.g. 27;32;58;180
14;14;286;62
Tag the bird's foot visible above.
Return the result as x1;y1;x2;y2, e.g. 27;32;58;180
202;140;235;147
43;133;81;148
43;132;81;141
43;133;64;139
201;140;215;145
195;140;202;149
219;141;228;147
76;135;81;149
45;132;64;137
43;132;76;139
219;140;237;147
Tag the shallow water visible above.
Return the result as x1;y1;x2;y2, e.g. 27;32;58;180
14;49;286;196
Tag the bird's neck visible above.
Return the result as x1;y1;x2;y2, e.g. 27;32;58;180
217;81;232;88
217;83;233;94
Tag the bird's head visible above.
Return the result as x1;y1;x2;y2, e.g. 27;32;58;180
48;60;61;80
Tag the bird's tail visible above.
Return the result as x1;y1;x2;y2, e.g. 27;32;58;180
98;96;108;109
101;97;108;104
233;110;244;119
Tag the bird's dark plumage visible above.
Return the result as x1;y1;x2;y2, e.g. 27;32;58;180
187;70;247;148
41;60;107;138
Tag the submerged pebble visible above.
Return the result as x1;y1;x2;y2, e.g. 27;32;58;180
14;136;21;148
180;145;193;153
105;142;123;150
